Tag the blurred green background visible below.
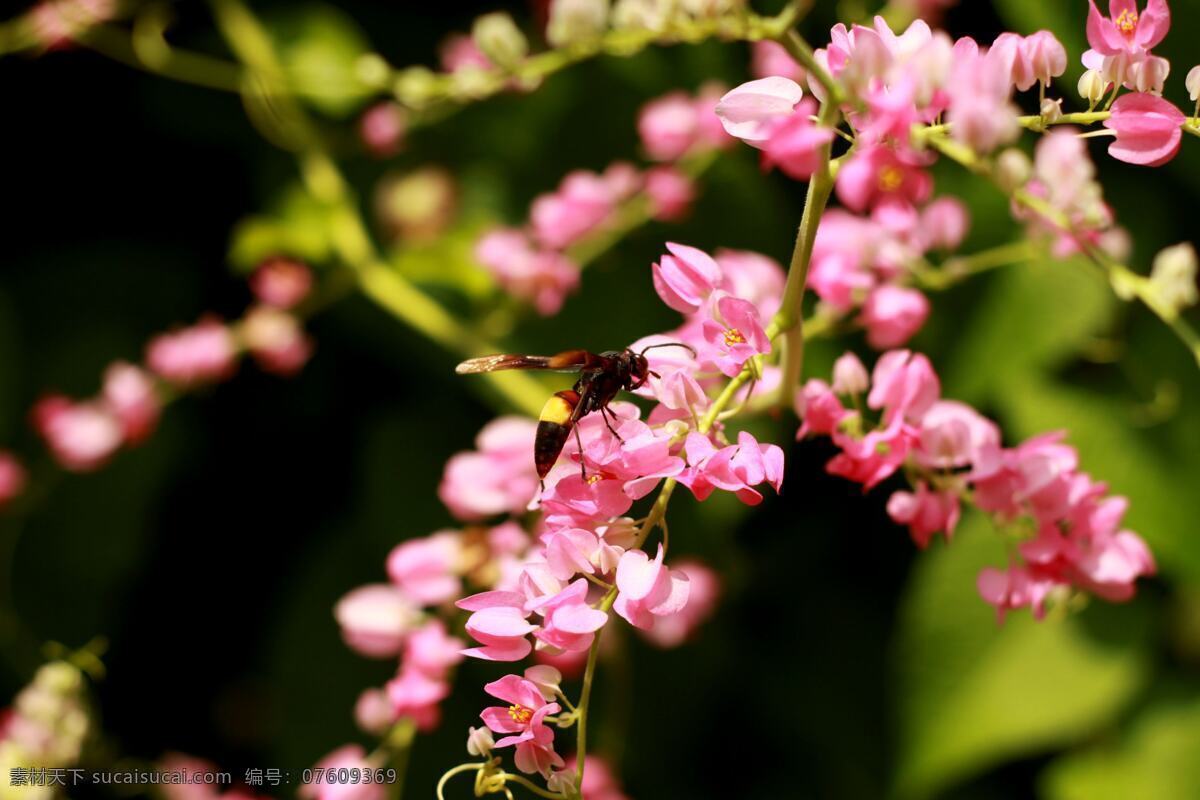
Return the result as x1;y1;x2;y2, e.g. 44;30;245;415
1;1;1199;798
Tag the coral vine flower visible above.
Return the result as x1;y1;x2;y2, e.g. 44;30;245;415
145;319;238;386
651;242;723;313
678;431;785;505
887;482;961;548
458;590;536;661
701;295;771;377
439;416;539;520
640;559;721;648
613;545;690;629
860;285;930;348
1086;0;1171;58
386;532;462;606
714;76;804;144
760;99;837;180
836;146;933;213
1103;92;1187;166
479;675;565;777
334;584;419;658
0;453;27;509
529;578;609;652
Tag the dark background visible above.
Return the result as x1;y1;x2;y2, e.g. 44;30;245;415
2;2;1199;798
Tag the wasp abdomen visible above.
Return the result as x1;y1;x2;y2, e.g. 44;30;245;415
535;390;579;479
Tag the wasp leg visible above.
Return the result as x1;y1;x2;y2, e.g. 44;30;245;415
573;423;588;481
601;406;625;443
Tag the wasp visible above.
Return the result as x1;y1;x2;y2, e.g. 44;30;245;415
456;344;695;483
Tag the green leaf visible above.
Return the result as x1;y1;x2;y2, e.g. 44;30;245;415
943;258;1114;405
892;511;1150;800
1041;688;1200;800
269;4;374;117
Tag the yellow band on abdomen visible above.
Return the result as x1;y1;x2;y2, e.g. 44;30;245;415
539;395;574;425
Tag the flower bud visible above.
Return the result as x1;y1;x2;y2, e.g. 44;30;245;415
1131;55;1170;95
1023;30;1067;86
354;688;395;735
472;12;527;70
546;0;610;48
1150;243;1199;316
994;148;1032;193
612;0;671;31
374;168;458;243
1077;69;1107;105
1040;97;1063;124
393;67;438;107
523;665;563;701
0;452;26;509
831;352;869;396
359;102;407;158
466;726;494;757
1188;65;1200;103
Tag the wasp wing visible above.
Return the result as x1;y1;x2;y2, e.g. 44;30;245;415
455;350;594;375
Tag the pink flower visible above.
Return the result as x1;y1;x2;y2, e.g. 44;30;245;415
860;285;930;348
250;258;312;310
808;252;875;312
479;675;564;777
644;166;695;222
836;146;932;213
977;564;1059;621
1086;0;1170;59
918;197;970;251
540;474;634;529
887;482;961;548
404;619;464;679
145;318;238;386
1022;31;1068;87
530;578;609;652
439;416;539;520
554;756;629;800
334;584;420;658
0;452;26;510
914;400;1001;470
651;242;722;313
945;44;1020;154
386;665;448;732
440;33;491;72
866;349;940;424
826;422;914;489
715;77;804;145
1103;92;1186;166
1073;530;1156;601
638;92;700;161
678;431;785;505
458;590;537;662
613;545;690;629
640;559;720;648
32;396;122;472
240;307;313;376
354;688;395;735
299;745;385;800
714;249;786;316
359;102;406;158
472;226;580;314
701;295;771;377
831;352;870;395
530;172;616;249
797;379;852;438
760;99;837;180
101;362;160;444
386;532;461;606
751;40;805;81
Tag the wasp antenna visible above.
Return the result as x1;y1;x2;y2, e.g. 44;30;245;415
649;370;661;379
639;342;698;358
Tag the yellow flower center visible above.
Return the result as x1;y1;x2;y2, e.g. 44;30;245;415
1115;9;1138;34
508;704;533;724
878;165;904;192
586;473;602;485
723;327;746;347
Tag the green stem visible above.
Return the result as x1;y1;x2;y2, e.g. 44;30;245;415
209;0;547;416
77;22;244;91
778;28;843;104
924;130;1200;369
769;100;840;408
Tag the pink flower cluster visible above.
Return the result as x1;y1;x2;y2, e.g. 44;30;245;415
799;350;1156;620
476;87;730;316
809;196;968;348
30;260;314;473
